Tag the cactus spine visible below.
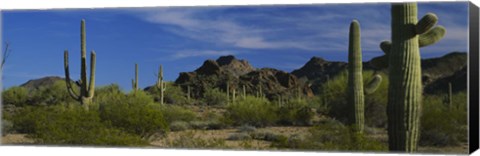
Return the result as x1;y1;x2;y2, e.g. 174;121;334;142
64;19;96;108
132;63;138;93
156;65;167;104
384;3;445;152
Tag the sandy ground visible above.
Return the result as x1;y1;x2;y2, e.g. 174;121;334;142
1;134;35;145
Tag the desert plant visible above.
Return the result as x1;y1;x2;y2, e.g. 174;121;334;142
63;19;96;108
169;121;190;131
98;91;168;138
346;20;382;133
276;99;314;126
443;83;452;107
319;71;388;126
157;104;197;124
225;95;277;127
132;63;139;93
371;3;446;152
420;92;467;147
156;65;167;104
10;105;147;146
2;119;14;136
203;88;228;106
2;86;29;106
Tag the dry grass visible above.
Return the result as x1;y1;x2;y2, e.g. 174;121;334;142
1;134;35;144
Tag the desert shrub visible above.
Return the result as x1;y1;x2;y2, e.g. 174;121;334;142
202;88;228;106
276;99;314;126
11;105;147;146
225;95;277;127
157;104;197;124
420;92;467;147
146;82;190;105
167;131;227;149
250;130;285;142
189;121;209;130
2;119;14;136
170;121;190;131
98;91;168;138
227;133;252;141
29;81;78;106
237;125;256;133
272;118;387;151
318;70;388;127
2;86;29;106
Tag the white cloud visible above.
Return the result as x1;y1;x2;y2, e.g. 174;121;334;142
170;50;237;59
130;5;468;56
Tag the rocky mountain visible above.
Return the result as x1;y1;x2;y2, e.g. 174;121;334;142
291;57;347;94
174;55;311;99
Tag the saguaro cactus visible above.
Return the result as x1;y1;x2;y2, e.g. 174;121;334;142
64;19;96;108
346;20;382;133
132;63;139;93
156;65;167;104
378;3;446;152
443;83;452;107
347;20;365;133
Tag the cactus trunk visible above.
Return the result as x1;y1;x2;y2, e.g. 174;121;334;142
63;19;96;109
387;3;422;152
132;63;138;93
156;65;167;104
347;20;365;133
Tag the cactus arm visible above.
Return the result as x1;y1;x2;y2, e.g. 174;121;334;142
380;41;392;54
418;26;446;47
416;13;438;34
365;74;382;94
87;51;96;98
64;50;80;100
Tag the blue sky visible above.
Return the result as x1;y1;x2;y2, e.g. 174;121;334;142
1;2;469;91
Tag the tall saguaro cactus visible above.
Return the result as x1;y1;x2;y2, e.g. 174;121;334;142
377;3;446;152
132;63;139;93
156;65;167;104
346;20;382;133
64;19;96;108
347;20;365;133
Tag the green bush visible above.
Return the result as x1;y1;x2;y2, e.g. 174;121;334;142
420;92;467;147
276;99;314;126
2;119;14;136
98;90;168;138
146;82;190;105
225;96;277;127
202;88;228;106
157;104;197;124
29;81;79;106
318;70;388;127
11;105;147;146
2;86;29;106
170;121;190;131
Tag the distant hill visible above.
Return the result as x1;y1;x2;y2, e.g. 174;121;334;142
20;76;64;91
